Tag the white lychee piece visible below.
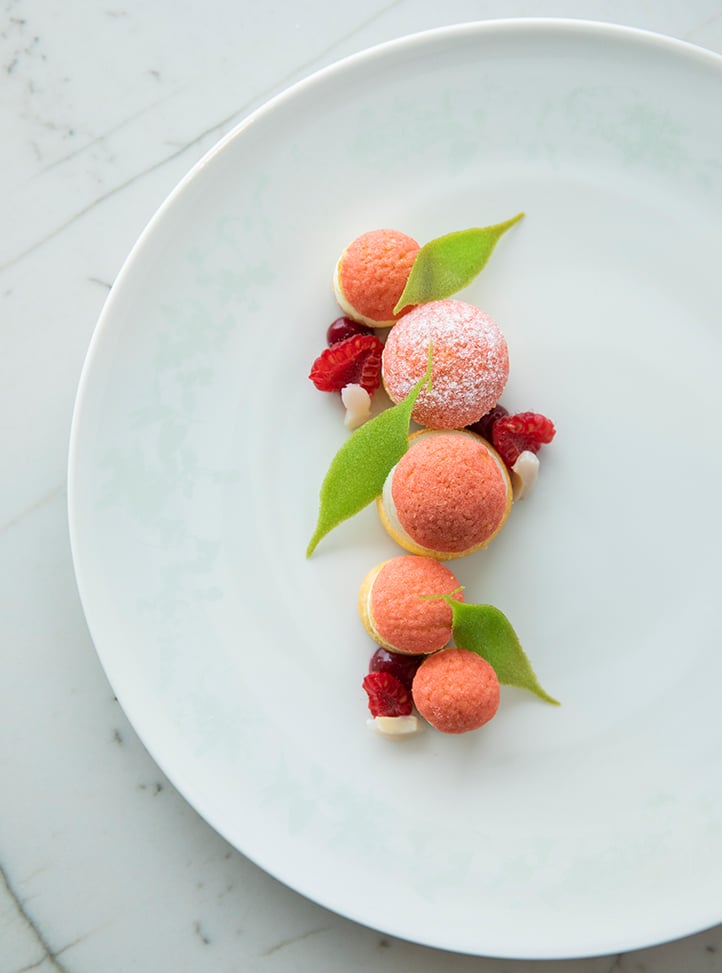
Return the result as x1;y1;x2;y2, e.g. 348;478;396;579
366;715;421;737
511;450;540;500
341;383;372;429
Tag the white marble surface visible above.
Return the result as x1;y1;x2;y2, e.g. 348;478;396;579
2;2;722;970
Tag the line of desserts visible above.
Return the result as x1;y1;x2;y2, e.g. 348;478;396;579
307;223;557;737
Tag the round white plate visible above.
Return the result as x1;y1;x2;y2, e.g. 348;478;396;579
68;20;722;959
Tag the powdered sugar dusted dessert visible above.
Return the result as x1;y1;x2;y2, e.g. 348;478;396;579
382;299;509;429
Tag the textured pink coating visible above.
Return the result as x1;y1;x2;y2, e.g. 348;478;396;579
412;649;500;733
382;299;509;428
391;433;509;553
338;229;419;324
370;556;462;655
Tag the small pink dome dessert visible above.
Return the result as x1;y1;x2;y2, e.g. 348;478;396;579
382;298;509;428
358;555;462;655
333;229;420;328
377;430;512;559
412;648;500;733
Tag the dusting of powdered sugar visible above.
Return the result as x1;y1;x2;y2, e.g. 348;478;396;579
381;299;509;428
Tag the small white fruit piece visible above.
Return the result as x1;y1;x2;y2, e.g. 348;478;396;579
366;715;421;737
511;450;540;500
341;382;372;429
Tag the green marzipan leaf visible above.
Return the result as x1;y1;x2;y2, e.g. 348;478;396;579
306;350;432;556
445;598;559;705
394;213;525;313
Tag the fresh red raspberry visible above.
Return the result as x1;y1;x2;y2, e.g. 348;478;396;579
362;671;413;717
309;333;384;396
492;412;556;468
467;404;509;442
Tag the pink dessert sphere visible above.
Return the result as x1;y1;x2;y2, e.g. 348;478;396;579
367;555;462;654
334;229;419;327
387;431;511;556
412;648;500;733
382;299;509;428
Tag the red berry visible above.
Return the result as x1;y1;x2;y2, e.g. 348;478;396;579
309;333;384;396
362;671;413;718
326;316;374;346
492;411;556;468
467;404;509;442
368;647;424;691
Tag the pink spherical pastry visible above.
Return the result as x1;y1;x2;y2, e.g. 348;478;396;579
378;430;512;559
333;229;420;328
412;648;500;733
358;555;462;655
382;299;509;428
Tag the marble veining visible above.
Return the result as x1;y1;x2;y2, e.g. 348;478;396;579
0;2;406;275
2;3;722;972
0;861;77;973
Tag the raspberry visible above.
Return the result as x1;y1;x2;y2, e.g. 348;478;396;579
362;671;413;717
309;333;384;396
492;411;556;468
368;647;424;691
467;404;509;443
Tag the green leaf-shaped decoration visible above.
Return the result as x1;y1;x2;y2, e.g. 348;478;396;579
443;597;559;705
394;213;525;313
306;349;432;556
